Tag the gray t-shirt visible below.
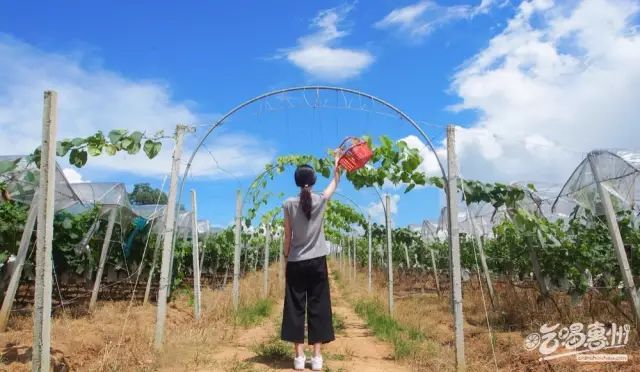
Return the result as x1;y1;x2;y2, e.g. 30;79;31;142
283;193;329;262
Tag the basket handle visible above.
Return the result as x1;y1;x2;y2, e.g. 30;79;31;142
337;136;364;150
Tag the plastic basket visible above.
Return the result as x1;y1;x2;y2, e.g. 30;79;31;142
337;137;373;172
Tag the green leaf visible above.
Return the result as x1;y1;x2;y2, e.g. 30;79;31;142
379;135;392;149
56;141;73;157
130;131;144;143
104;144;117;156
69;149;88;168
143;140;162;159
120;137;133;150
71;137;86;146
0;159;19;174
404;184;416;193
87;143;102;156
24;171;37;184
108;129;126;144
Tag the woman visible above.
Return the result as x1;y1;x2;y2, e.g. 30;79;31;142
281;152;342;371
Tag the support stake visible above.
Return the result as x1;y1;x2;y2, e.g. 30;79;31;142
385;194;394;316
32;91;57;372
232;190;242;310
367;217;372;293
447;125;466;371
154;124;190;350
589;153;640;326
262;224;271;298
89;208;117;312
191;190;202;320
0;190;38;331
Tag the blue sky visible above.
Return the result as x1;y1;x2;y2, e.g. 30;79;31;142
2;0;639;228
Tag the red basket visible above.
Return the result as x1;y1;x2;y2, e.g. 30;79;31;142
337;137;373;172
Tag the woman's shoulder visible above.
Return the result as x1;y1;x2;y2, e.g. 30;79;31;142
284;196;299;206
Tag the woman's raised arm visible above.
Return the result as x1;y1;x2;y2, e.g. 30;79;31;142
322;150;343;200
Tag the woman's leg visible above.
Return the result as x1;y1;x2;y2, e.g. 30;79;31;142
307;257;335;346
295;343;305;357
313;343;321;357
281;262;306;345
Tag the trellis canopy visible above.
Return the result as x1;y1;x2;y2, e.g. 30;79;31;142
0;155;82;212
553;150;640;214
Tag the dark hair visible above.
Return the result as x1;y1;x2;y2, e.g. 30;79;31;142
294;165;317;220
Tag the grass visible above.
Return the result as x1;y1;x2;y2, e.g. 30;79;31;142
332;313;346;333
235;298;273;327
250;337;291;361
354;299;423;360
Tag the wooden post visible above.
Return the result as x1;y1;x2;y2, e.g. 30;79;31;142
403;243;411;270
232;190;242;310
190;190;201;321
467;215;496;308
200;240;206;280
347;238;352;279
385;195;394;316
446;125;466;371
262;224;271;298
144;234;163;305
32;91;57;372
589;153;640;325
89;208;117;312
279;237;284;287
0;190;38;331
430;248;441;296
367;217;372;293
352;236;356;281
421;222;441;297
530;233;549;296
154;124;189;350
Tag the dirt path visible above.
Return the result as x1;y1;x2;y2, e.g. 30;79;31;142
207;275;411;372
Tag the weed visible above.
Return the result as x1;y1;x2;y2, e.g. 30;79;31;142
332;313;346;333
235;298;273;327
228;358;256;372
353;299;423;360
251;337;291;361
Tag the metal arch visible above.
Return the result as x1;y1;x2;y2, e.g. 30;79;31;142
179;86;448;200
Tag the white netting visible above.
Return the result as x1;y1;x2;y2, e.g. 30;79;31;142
0;155;82;212
553;150;640;214
65;182;135;226
132;204;167;220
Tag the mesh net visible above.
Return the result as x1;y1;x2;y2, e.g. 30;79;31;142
132;204;167;220
0;155;82;212
66;182;135;227
553;150;640;214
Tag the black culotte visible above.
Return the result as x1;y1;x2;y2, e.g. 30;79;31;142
281;255;335;344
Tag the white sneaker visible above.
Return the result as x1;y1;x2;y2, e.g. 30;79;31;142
294;355;306;371
311;356;323;371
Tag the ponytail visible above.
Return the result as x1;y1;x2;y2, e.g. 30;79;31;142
300;185;312;220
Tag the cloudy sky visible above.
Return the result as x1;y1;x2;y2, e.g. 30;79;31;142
1;0;639;226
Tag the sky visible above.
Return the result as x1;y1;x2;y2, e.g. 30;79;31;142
1;0;639;228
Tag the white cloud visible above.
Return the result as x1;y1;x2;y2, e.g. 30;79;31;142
445;0;640;184
62;168;88;183
281;4;374;81
375;0;499;41
0;34;273;179
400;135;447;177
367;194;399;224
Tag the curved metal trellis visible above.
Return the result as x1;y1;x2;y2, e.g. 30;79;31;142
178;86;448;202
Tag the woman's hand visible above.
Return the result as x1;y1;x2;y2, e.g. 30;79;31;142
333;148;342;173
323;148;342;199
